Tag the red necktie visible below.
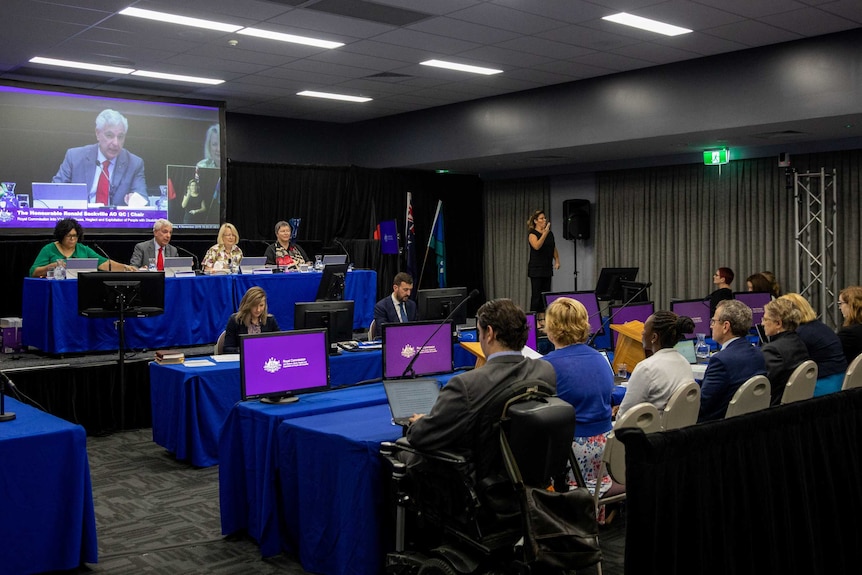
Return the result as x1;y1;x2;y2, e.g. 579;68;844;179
96;160;111;204
157;246;164;271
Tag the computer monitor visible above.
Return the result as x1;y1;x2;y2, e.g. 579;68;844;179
294;300;355;354
733;291;772;326
543;291;604;335
525;312;538;351
417;287;468;325
608;301;655;347
670;298;711;339
315;263;349;301
382;320;454;379
240;328;330;403
77;271;165;318
594;267;639;301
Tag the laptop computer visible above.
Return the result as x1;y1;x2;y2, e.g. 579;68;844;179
163;256;193;277
383;378;441;426
674;339;698;364
31;182;88;209
322;254;347;265
65;257;99;278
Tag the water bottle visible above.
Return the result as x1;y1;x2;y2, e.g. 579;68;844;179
695;333;710;362
229;259;237;275
53;260;66;280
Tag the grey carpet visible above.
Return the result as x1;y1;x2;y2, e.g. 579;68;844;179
67;429;625;574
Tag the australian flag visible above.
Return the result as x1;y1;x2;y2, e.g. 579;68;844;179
405;192;416;280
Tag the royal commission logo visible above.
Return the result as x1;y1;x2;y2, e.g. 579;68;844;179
400;344;437;359
263;357;281;373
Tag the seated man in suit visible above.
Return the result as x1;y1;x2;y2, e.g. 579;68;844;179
407;298;556;480
372;272;418;338
698;299;767;422
131;219;178;270
53;108;148;207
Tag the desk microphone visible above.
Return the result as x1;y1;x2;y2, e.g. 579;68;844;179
586;282;652;347
333;238;351;265
91;242;112;271
401;289;479;378
174;245;200;272
0;371;16;422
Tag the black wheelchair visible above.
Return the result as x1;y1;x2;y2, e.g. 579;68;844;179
380;384;601;574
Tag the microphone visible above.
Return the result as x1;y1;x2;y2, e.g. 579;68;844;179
333;238;351;264
586;281;652;347
174;244;200;272
91;242;113;271
0;371;16;422
401;289;479;378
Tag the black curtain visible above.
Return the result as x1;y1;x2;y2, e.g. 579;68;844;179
619;388;862;575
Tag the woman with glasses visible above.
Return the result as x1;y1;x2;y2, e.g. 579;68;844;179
761;299;810;405
29;217;133;276
202;223;243;273
837;286;862;364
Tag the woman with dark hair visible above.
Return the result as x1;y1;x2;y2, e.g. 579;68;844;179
223;286;280;353
29;217;133;277
617;311;696;417
181;178;207;223
746;273;773;294
526;209;560;313
708;267;734;318
264;220;308;270
837;286;862;364
760;271;781;298
761;299;810;405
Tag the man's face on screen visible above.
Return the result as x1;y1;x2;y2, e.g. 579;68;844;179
96;123;126;161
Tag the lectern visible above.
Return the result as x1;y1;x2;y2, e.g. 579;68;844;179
610;320;646;375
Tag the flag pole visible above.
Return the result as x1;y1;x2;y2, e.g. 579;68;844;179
419;200;442;288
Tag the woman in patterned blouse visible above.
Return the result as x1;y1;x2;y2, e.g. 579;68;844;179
264;220;308;270
202;222;243;273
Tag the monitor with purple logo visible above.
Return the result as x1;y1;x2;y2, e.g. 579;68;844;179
608;301;655;346
525;312;538;351
382;320;454;379
240;329;330;403
543;291;604;335
670;299;711;339
733;292;772;326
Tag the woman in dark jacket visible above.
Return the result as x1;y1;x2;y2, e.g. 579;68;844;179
223;286;280;353
761;299;810;405
780;293;846;396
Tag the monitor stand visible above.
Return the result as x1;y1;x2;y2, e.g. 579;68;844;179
260;394;300;404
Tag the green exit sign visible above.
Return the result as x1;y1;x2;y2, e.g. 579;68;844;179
703;149;729;165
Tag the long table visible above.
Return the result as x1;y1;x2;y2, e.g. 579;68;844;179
277;404;399;575
0;398;98;574
22;269;377;354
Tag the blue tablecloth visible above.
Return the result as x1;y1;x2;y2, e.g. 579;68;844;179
151;349;384;467
219;371;464;558
0;398;98;574
22;270;377;354
277;404;400;575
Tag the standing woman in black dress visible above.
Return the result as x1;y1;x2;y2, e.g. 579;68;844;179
527;209;560;314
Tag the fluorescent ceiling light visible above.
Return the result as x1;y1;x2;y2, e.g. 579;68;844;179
420;59;503;75
238;28;343;49
120;7;242;33
298;91;372;103
602;12;692;36
29;57;133;74
131;70;224;85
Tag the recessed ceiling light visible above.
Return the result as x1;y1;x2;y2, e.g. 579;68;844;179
420;59;503;75
29;57;133;74
602;13;692;36
120;7;242;33
238;28;343;49
297;91;372;103
131;70;224;85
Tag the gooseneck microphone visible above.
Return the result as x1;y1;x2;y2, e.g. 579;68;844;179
91;242;112;271
174;245;200;272
0;371;16;422
586;282;652;347
401;289;479;378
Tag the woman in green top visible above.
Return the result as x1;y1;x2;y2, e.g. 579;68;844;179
30;218;135;277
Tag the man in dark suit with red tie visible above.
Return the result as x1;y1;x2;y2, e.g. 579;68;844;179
130;219;178;270
372;272;418;338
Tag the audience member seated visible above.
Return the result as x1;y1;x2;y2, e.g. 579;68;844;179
837;286;862;364
699;300;767;422
202;223;242;273
263;220;308;270
780;293;846;396
746;273;773;294
372;272;418;339
541;297;613;505
760;299;810;405
223;286;280;354
130;219;178;270
760;270;781;298
406;298;556;483
30;217;134;277
708;266;734;318
618;310;695;417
